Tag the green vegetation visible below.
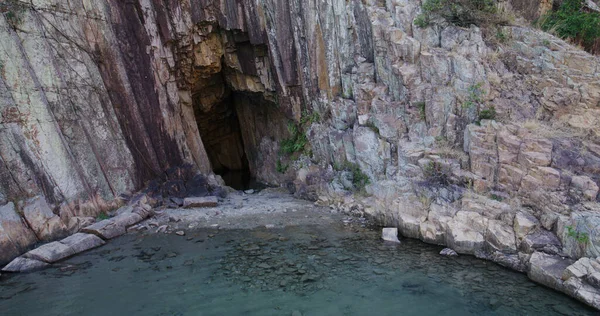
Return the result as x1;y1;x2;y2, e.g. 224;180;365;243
542;39;551;48
0;0;26;30
463;82;485;110
415;101;427;121
423;161;451;186
300;110;320;125
490;193;503;201
462;82;497;123
276;158;289;174
414;0;506;28
566;225;590;244
334;161;370;192
495;28;508;43
365;121;380;135
539;0;600;54
280;123;308;155
96;212;110;221
478;105;496;121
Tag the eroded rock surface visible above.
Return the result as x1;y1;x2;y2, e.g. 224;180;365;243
0;0;599;309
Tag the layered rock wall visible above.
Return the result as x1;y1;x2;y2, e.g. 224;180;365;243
1;0;600;308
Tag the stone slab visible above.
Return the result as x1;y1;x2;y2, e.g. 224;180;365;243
382;227;400;243
2;257;49;273
60;233;105;254
183;196;218;208
25;241;75;263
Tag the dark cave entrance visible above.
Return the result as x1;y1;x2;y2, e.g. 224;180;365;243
193;72;271;191
193;83;250;190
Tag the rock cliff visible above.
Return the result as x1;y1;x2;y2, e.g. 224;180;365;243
1;0;600;308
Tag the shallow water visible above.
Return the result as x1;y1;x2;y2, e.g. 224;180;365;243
0;223;595;316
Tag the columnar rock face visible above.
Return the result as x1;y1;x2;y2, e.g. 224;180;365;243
1;0;600;308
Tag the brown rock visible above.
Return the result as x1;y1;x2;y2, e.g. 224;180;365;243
183;196;219;208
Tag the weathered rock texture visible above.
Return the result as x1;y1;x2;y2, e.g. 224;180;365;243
1;0;600;308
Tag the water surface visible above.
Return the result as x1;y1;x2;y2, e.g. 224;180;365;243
0;223;595;315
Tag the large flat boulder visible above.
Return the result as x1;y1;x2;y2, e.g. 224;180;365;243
82;219;127;240
183;196;218;208
514;212;539;240
520;229;562;254
60;233;105;254
2;257;49;273
25;241;75;263
528;252;573;291
485;220;517;253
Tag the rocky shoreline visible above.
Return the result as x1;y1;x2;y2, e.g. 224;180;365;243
1;185;600;310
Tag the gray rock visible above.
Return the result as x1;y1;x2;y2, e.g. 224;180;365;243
2;257;49;272
514;212;539;240
183;196;219;208
82;219;127;240
25;242;75;263
486;220;517;253
440;248;458;256
520;230;562;254
0;202;38;266
528;252;573;291
82;211;146;240
22;196;67;242
381;227;400;243
60;233;105;254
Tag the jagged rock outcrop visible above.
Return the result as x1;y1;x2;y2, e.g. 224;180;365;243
1;0;600;309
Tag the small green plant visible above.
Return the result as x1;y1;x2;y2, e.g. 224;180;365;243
280;122;308;155
490;193;503;201
423;161;451;186
335;161;371;192
539;0;600;54
0;0;26;30
542;39;551;48
276;158;289;174
495;29;508;43
96;212;110;221
415;101;427;121
365;121;380;135
414;14;430;28
414;0;505;28
566;225;590;244
463;82;485;110
300;110;320;125
478;105;496;121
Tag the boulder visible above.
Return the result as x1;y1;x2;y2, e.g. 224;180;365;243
82;210;149;240
2;257;49;273
183;196;219;208
514;212;539;240
398;213;422;239
571;176;599;201
21;196;67;242
0;202;38;266
25;241;75;263
381;227;400;243
446;212;487;255
60;233;105;254
82;219;127;240
528;252;573;291
520;229;562;254
486;220;517;253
